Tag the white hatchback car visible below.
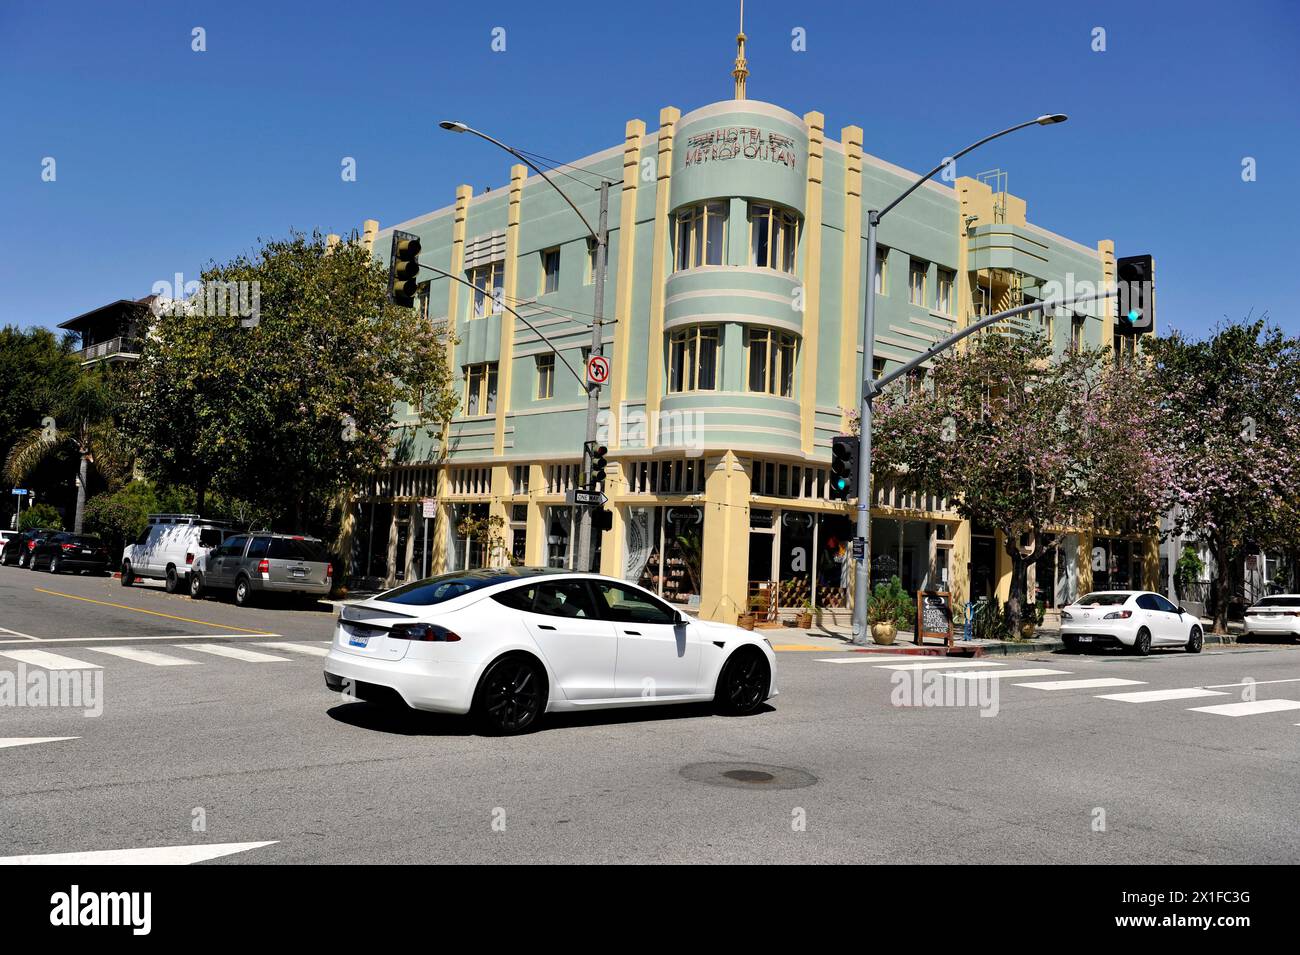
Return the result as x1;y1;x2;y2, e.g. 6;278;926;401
1243;595;1300;641
323;568;778;734
1060;590;1203;655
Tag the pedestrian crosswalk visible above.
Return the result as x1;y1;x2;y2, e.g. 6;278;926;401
0;641;330;674
819;653;1300;725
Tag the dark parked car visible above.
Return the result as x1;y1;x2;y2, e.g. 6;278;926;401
0;528;57;568
30;533;111;575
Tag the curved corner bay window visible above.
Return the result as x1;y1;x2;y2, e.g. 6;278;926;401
464;362;498;416
674;201;727;271
746;328;797;397
749;204;798;273
668;325;718;393
468;261;504;319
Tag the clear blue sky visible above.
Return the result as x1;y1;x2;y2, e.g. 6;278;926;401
2;0;1296;338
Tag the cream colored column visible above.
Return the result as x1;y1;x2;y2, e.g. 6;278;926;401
642;106;679;446
994;530;1012;602
362;219;378;253
610;119;646;445
385;506;399;588
1097;239;1116;343
799;111;824;453
837;125;863;423
699;452;751;624
430;469;450;574
950;520;971;608
1077;531;1095;595
402;506;417;580
488;466;512;568
524;464;547;566
494;164;526;455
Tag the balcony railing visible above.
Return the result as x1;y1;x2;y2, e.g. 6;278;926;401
80;337;140;362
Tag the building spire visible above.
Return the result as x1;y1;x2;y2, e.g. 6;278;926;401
732;0;748;100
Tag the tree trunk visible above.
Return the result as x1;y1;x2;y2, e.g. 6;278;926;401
195;481;207;517
1006;553;1029;637
74;453;88;534
1212;539;1231;635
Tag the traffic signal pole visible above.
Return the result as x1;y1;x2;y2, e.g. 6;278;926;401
576;180;609;574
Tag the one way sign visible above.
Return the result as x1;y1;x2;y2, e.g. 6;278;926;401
565;488;607;507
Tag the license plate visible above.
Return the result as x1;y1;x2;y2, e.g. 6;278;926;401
292;568;306;577
1077;635;1094;643
80;548;93;554
348;634;369;648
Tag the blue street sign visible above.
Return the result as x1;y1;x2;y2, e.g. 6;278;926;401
11;488;28;496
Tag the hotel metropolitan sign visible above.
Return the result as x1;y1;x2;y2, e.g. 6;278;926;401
683;127;798;169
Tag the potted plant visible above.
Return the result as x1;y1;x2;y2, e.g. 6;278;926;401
867;575;910;645
795;597;814;630
738;594;765;631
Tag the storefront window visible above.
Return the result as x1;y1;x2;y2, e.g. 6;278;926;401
623;505;704;607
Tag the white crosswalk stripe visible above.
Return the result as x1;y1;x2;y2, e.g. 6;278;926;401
252;641;330;657
174;644;289;663
944;668;1069;680
1014;678;1146;691
0;649;101;670
1188;699;1300;717
1096;687;1227;703
85;646;201;667
873;660;1008;671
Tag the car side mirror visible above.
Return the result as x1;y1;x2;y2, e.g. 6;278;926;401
1178;607;1188;616
673;610;687;627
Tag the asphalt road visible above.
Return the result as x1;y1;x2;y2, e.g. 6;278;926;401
2;563;1299;864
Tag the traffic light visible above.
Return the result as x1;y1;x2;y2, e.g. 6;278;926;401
1115;254;1154;335
586;440;608;487
388;230;422;308
829;435;859;501
593;508;613;534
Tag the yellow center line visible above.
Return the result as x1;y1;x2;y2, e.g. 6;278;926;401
32;588;277;635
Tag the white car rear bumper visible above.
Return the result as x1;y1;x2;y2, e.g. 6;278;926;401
324;649;479;714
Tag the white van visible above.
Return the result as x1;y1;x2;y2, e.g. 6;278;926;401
120;514;236;593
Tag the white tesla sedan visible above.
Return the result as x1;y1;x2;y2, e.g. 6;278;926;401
323;568;778;734
1243;594;1300;641
1059;590;1203;655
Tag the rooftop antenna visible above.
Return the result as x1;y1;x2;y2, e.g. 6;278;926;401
732;0;748;100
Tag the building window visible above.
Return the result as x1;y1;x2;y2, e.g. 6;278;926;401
746;328;797;397
585;238;598;285
464;362;499;416
540;248;560;295
668;325;719;392
909;259;927;307
1071;313;1087;352
415;281;431;321
936;268;954;315
749;203;798;273
674;201;727;271
872;356;886;379
535;353;555;399
468;261;504;319
873;247;889;295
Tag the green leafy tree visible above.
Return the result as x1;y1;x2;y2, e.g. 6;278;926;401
4;366;130;533
871;333;1173;636
18;502;63;532
1147;318;1300;632
83;481;162;556
127;231;459;534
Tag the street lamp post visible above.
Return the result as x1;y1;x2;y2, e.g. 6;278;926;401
439;121;610;573
851;114;1068;644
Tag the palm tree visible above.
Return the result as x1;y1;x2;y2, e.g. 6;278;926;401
4;371;128;533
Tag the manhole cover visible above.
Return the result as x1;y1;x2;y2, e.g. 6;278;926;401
680;762;818;791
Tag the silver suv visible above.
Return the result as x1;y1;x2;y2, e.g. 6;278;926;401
190;532;333;607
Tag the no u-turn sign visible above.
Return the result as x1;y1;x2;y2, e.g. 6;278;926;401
586;354;610;386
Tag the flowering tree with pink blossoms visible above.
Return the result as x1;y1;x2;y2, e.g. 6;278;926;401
871;332;1174;637
1147;319;1300;633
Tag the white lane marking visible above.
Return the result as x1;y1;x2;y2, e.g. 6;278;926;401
0;633;280;646
1014;678;1147;691
0;840;279;866
0;737;79;750
1202;678;1300;689
253;641;330;657
945;668;1069;680
0;649;101;670
85;646;201;667
874;659;1008;671
0;626;39;641
1096;687;1228;703
175;644;289;663
817;657;903;664
1188;699;1300;717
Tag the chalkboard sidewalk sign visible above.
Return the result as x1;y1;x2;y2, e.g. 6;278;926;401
916;591;954;647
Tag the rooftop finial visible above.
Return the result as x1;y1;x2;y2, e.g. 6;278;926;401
732;0;748;100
